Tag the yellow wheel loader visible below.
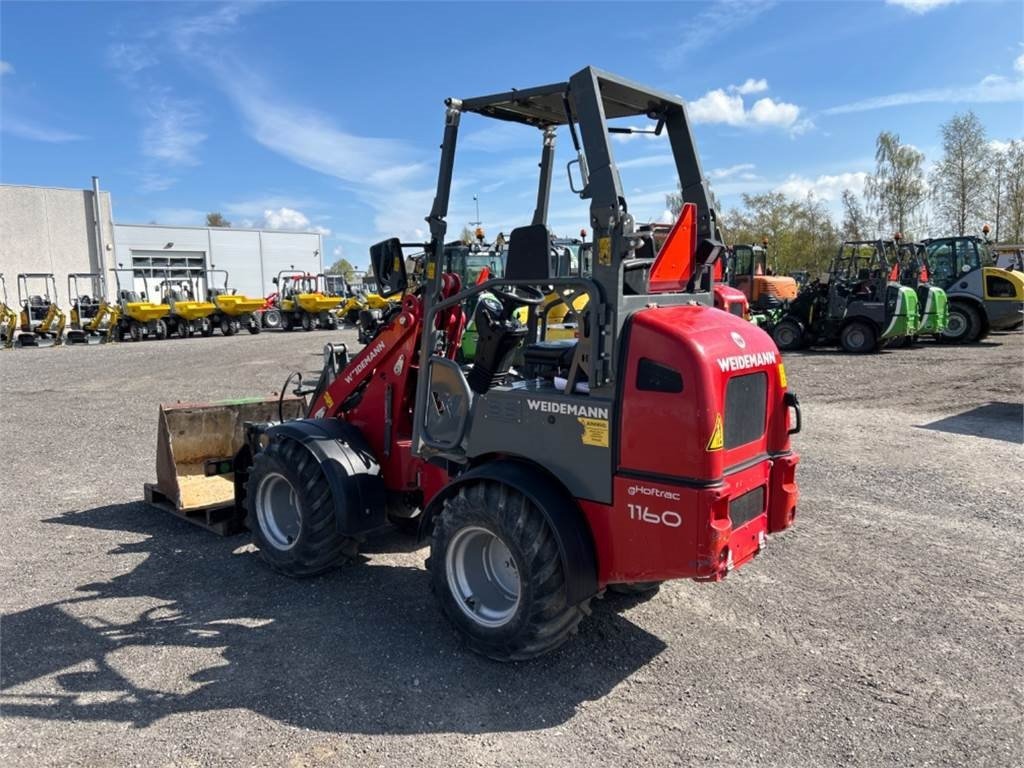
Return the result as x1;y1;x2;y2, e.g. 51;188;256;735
158;275;217;339
0;274;19;350
203;269;266;336
16;273;65;347
66;273;119;344
273;271;343;331
110;267;171;342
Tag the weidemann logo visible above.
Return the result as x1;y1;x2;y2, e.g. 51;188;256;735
344;339;386;384
526;399;609;420
717;350;777;373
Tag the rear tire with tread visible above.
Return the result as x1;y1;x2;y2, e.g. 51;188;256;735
429;480;590;662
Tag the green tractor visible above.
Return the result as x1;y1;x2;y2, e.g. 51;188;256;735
891;239;949;340
773;240;918;353
922;233;1024;343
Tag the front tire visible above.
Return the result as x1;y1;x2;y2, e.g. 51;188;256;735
429;481;590;662
262;309;282;329
772;319;803;351
246;438;351;577
941;302;982;344
840;320;876;353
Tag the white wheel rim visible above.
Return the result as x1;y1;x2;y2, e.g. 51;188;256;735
445;526;520;628
255;472;302;550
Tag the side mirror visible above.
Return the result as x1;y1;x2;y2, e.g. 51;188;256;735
370;238;408;297
272;277;279;285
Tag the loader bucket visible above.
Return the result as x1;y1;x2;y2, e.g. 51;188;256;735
154;396;305;513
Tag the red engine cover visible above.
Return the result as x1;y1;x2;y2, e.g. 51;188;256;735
581;305;798;586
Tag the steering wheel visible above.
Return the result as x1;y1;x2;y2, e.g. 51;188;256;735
489;284;546;316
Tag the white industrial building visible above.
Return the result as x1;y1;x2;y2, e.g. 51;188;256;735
0;179;325;308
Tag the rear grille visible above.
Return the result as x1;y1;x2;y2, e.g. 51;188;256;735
724;372;767;448
730;486;766;528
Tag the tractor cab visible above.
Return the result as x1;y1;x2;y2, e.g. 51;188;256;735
179;67;800;662
774;240;918;353
922;234;1024;342
727;241;798;315
891;240;949;337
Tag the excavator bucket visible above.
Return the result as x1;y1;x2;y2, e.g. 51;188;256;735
147;396;305;533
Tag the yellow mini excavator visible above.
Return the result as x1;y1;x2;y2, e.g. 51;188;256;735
0;274;20;350
17;273;65;347
66;273;119;344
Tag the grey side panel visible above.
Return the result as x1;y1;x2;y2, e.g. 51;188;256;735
465;384;613;504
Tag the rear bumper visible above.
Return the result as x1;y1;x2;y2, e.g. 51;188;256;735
583;452;800;587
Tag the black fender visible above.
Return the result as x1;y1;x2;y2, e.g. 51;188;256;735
423;459;598;605
259;419;387;537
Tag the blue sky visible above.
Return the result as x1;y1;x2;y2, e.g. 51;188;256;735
2;0;1021;269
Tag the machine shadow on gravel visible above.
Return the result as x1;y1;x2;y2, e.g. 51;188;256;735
917;402;1024;444
0;503;665;733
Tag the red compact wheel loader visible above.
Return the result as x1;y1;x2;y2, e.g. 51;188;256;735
152;67;801;661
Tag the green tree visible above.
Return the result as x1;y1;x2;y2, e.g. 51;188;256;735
840;189;873;241
327;258;355;281
930;111;990;236
721;192;839;276
865;131;926;239
206;212;231;227
1003;140;1024;242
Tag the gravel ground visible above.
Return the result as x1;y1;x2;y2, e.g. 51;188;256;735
1;328;1022;767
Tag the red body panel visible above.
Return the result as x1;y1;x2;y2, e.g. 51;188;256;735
713;284;749;319
585;305;798;585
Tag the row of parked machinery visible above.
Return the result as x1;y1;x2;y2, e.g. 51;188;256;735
0;267;398;349
717;232;1023;353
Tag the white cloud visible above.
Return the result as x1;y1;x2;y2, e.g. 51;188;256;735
775;171;868;202
660;1;776;67
149;207;206;226
141;95;205;166
688;88;804;131
106;43;157;76
748;97;801;127
989;139;1013;154
885;0;959;14
222;196;318;217
2;116;82;143
689;89;748;126
261;207;330;236
332;245;344;258
0;60;13;75
732;78;768;95
824;53;1024;115
709;163;757;179
617;154;676;170
138;173;177;193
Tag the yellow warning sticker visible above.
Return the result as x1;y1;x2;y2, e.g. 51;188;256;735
598;237;612;266
706;413;724;451
426;262;436;280
578;417;609;447
777;363;788;389
324;391;334;408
